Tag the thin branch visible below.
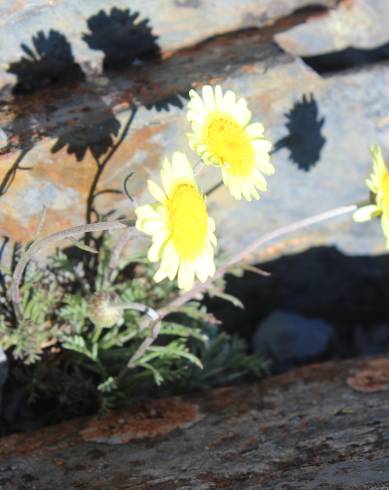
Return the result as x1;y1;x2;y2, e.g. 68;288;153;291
103;227;137;288
85;107;138;238
102;171;142;288
160;204;357;316
0;148;32;197
123;171;139;208
117;301;159;321
127;316;161;368
101;107;138;168
242;265;271;277
126;203;357;368
11;220;134;322
34;205;47;242
116;302;160;371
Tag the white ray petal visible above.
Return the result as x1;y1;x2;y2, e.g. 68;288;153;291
147;180;166;203
222;90;236;111
154;268;169;283
245;122;265;138
178;261;195;291
214;85;224;109
353;205;379;222
202;85;216;111
171;152;194;180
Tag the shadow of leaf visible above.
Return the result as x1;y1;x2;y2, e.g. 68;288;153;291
51;100;120;162
0;111;36;197
273;93;325;172
143;92;189;112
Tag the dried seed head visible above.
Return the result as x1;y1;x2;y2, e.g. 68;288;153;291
88;292;123;328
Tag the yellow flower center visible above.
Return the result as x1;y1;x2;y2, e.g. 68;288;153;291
203;112;254;177
381;172;389;217
167;183;208;260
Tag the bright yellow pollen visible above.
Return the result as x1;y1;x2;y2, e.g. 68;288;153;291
167;183;208;260
203;111;254;177
381;172;389;217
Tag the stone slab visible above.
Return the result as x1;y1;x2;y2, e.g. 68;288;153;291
0;357;388;488
276;0;389;57
0;0;338;91
0;27;388;262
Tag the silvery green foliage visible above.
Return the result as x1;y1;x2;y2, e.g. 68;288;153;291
0;236;265;417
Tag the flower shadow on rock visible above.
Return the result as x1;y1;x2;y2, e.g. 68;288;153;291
83;7;161;71
50;98;123;228
273;93;325;172
7;29;85;94
83;7;187;113
2;30;86;196
144;92;189;113
51;100;121;162
50;99;123;275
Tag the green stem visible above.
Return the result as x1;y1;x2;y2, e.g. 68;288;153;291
92;325;104;344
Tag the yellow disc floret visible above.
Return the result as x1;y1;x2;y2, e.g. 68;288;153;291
135;152;217;291
353;145;389;248
167;183;208;260
203;112;255;177
187;85;274;201
381;172;389;217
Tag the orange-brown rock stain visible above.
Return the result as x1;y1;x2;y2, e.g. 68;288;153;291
0;122;167;243
80;397;203;444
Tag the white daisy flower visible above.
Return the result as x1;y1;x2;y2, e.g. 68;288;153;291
187;85;274;201
135;152;217;290
353;145;389;247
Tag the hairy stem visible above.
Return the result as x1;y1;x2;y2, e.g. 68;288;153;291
103;227;136;289
127;317;161;368
120;302;160;368
86;107;138;226
11;220;134;322
161;204;357;315
127;203;357;368
117;302;159;321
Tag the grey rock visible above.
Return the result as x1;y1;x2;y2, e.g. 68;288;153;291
253;311;334;371
0;0;337;90
0;357;388;488
276;0;389;57
0;8;388;264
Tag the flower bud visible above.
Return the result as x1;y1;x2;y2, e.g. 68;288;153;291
87;292;123;328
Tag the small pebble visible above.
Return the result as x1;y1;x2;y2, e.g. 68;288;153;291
253;311;334;373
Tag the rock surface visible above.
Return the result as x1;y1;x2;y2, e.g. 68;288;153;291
0;1;388;264
276;0;389;57
253;311;334;371
0;356;388;488
0;0;338;89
